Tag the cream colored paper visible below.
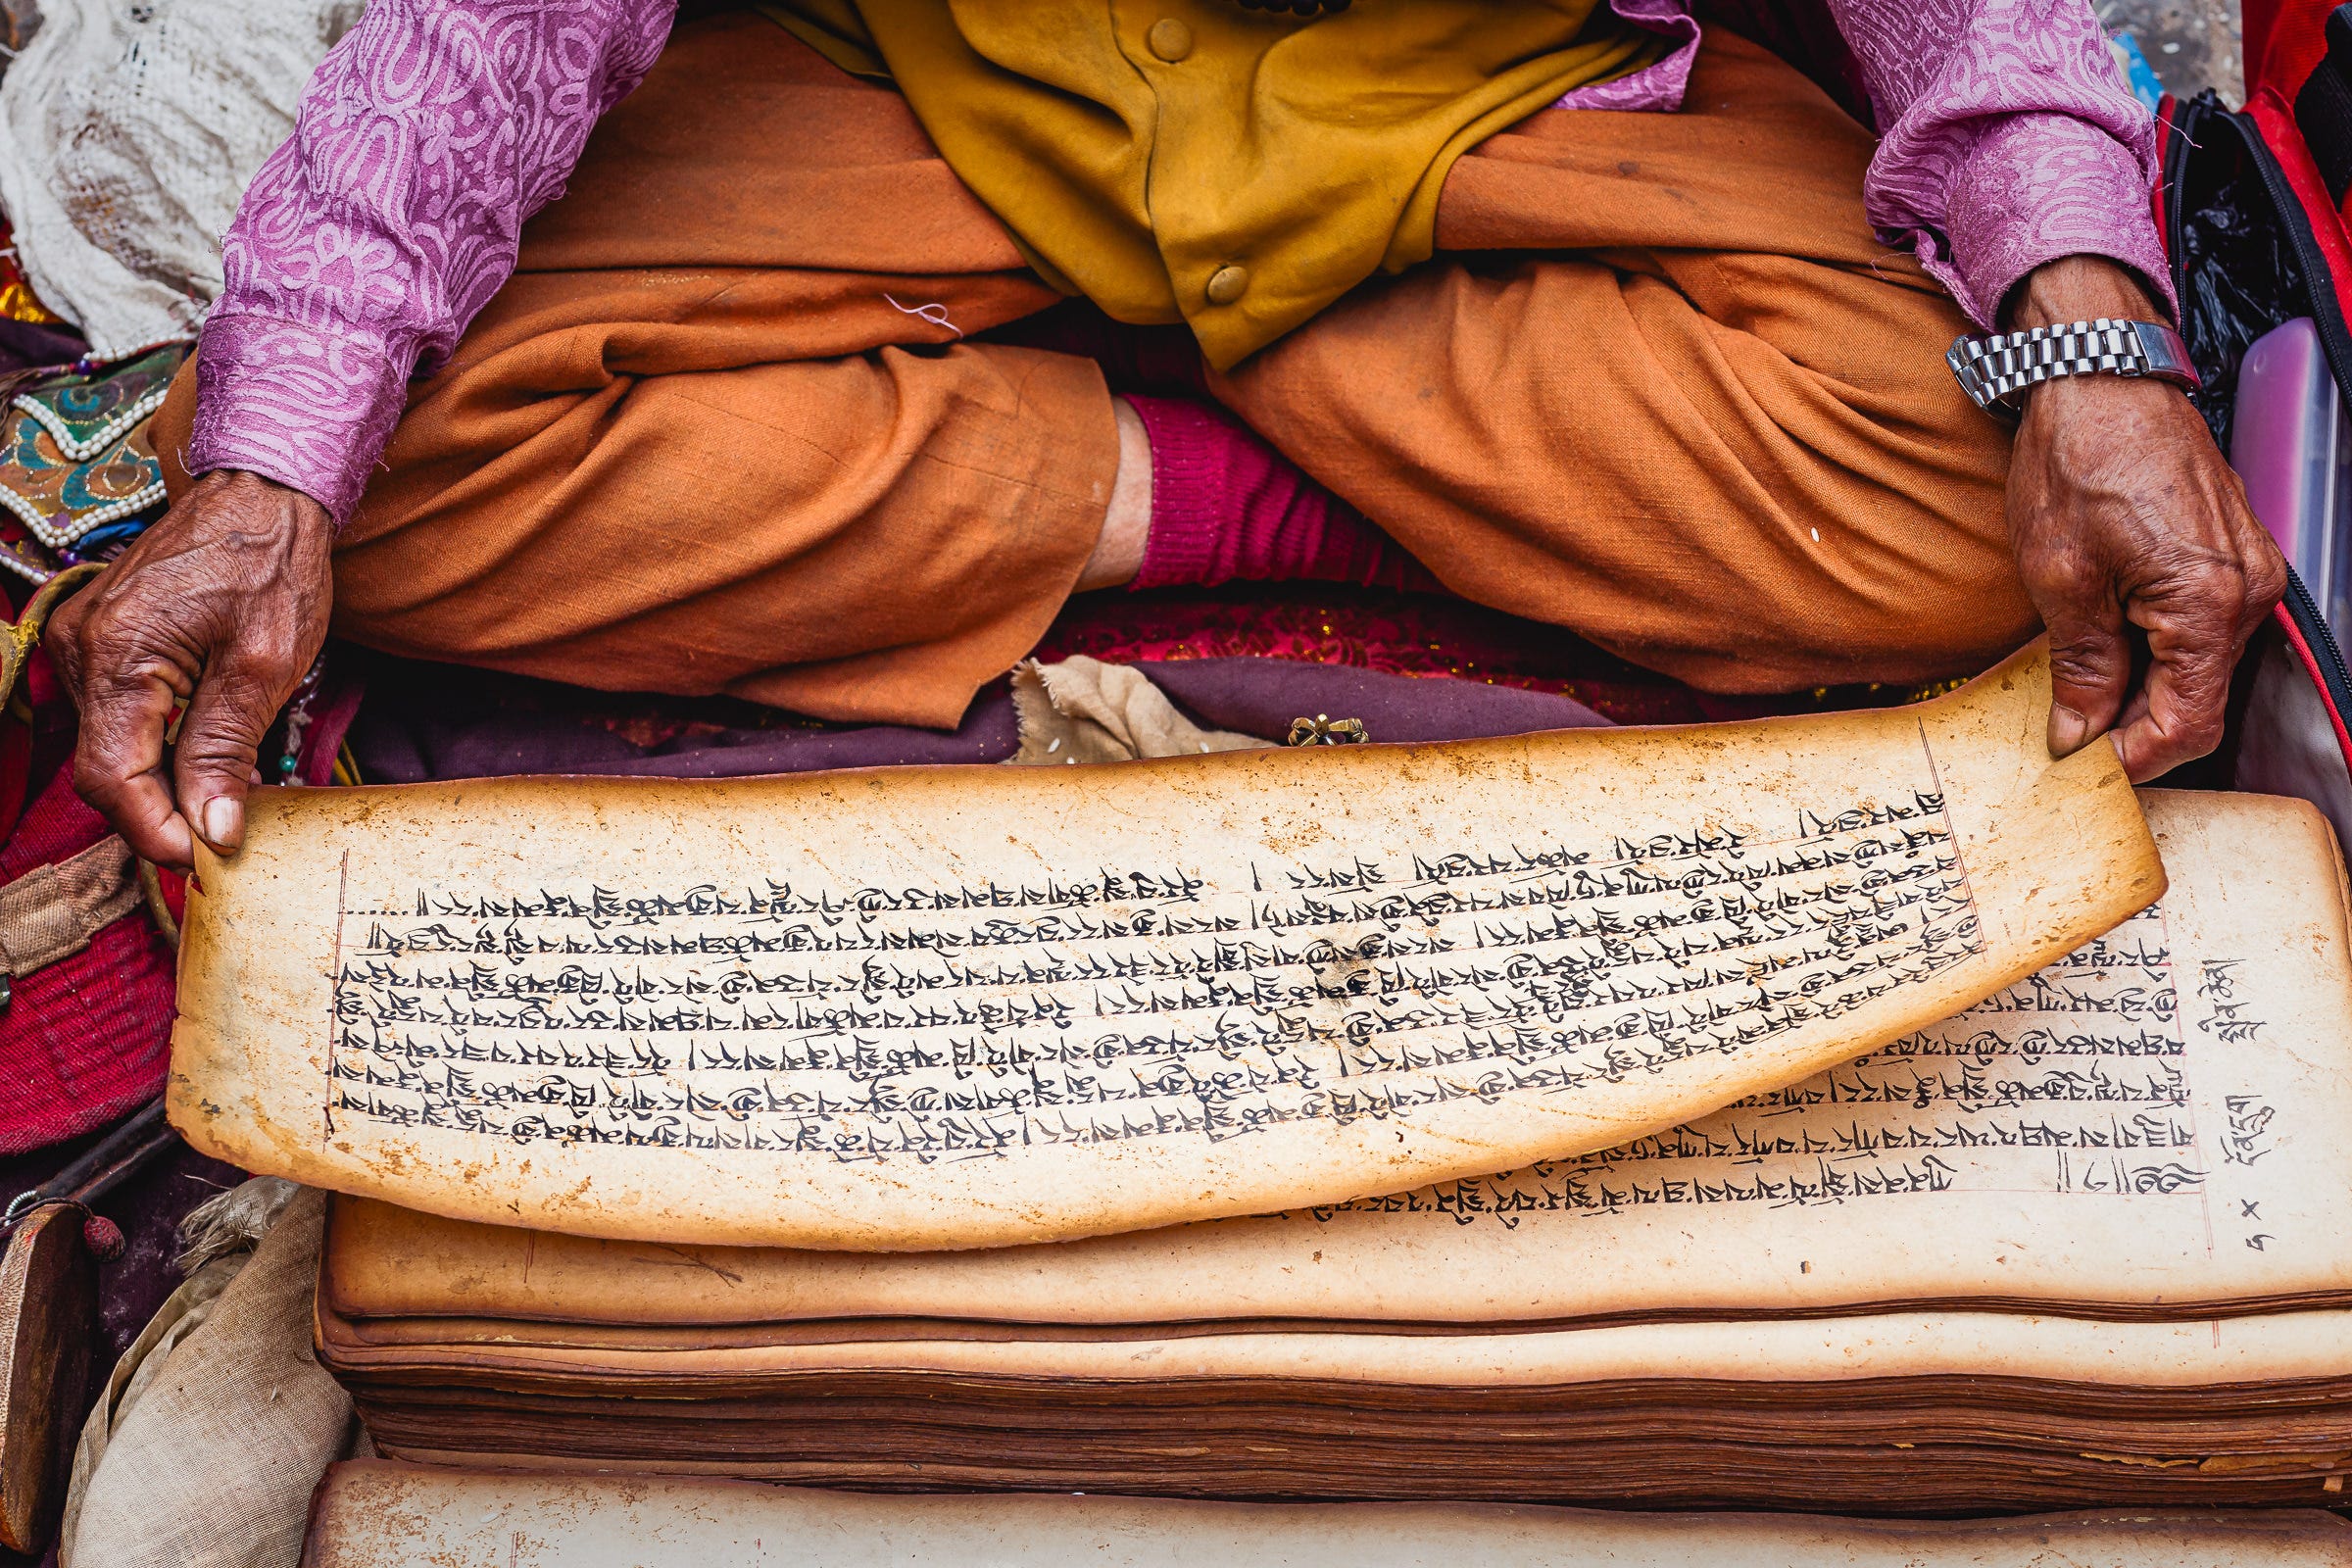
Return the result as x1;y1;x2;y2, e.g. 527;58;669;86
171;644;2159;1250
327;791;2340;1320
303;1463;2352;1568
321;1303;2352;1391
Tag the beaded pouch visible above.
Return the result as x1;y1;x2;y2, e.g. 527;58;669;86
0;344;186;582
13;344;183;460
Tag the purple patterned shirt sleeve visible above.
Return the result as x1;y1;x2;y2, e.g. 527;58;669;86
1834;0;2174;328
1560;0;2170;329
187;0;673;523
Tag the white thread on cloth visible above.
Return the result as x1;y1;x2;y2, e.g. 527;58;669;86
883;293;964;338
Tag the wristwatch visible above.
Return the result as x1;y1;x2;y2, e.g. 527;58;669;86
1946;318;2201;416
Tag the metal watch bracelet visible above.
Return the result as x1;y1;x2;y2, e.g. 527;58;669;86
1946;318;2201;416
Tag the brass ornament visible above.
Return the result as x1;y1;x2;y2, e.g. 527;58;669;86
1285;712;1369;746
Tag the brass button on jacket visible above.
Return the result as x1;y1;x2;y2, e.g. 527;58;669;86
1146;17;1194;61
758;0;1655;367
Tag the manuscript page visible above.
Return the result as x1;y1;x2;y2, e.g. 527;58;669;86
303;1464;2352;1568
322;1302;2352;1389
320;788;2352;1321
172;643;2159;1250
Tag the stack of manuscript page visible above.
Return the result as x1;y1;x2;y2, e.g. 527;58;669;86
298;1463;2352;1568
315;789;2352;1513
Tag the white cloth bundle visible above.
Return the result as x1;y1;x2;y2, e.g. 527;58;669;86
60;1181;363;1568
0;0;361;359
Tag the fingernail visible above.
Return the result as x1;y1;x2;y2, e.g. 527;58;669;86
2048;705;2089;758
201;796;240;851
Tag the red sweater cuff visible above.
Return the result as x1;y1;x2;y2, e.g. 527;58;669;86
1127;395;1436;594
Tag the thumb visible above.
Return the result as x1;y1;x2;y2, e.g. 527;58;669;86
172;654;292;857
2041;590;2132;760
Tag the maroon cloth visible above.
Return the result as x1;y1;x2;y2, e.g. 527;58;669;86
0;765;174;1157
985;301;1210;396
343;650;1610;783
1033;586;1923;726
0;319;87;379
1127;396;1439;595
1146;658;1609;742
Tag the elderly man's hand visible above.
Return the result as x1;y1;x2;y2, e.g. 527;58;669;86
48;470;333;868
2003;256;2285;783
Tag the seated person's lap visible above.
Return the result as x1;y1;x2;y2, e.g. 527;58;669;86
150;18;2027;724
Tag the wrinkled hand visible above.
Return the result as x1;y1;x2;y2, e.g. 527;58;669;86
49;470;333;867
2004;257;2285;783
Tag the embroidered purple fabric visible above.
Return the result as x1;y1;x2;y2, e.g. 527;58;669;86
189;0;2172;525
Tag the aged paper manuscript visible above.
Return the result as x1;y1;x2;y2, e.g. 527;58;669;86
169;644;2160;1250
303;1464;2352;1568
324;790;2352;1321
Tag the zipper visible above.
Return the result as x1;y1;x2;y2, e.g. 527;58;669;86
2159;92;2196;308
2226;107;2352;441
2168;102;2352;715
2284;564;2352;718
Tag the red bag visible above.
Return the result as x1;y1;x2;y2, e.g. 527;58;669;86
2140;41;2352;839
0;771;177;1157
0;572;176;1156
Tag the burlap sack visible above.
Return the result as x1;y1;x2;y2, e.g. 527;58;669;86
60;1182;363;1568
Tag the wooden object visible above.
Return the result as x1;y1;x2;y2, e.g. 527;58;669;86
0;1202;93;1552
